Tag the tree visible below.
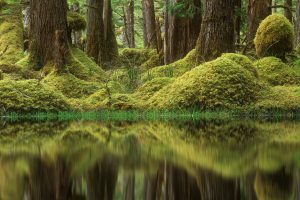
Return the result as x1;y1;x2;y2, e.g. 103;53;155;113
142;0;158;49
246;0;272;43
284;0;293;22
29;0;69;70
235;0;242;44
195;0;235;62
124;0;135;48
297;0;300;46
165;0;202;64
86;0;118;66
86;0;105;62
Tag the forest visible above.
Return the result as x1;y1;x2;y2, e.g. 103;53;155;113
1;0;300;114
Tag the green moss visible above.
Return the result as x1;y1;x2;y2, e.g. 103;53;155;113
0;3;24;65
68;48;108;82
220;53;258;77
119;48;158;68
142;49;197;81
0;70;3;80
253;86;300;112
67;11;86;31
0;79;71;112
139;53;161;71
42;72;103;99
254;14;294;58
254;57;300;85
146;58;261;110
110;93;139;109
133;77;174;101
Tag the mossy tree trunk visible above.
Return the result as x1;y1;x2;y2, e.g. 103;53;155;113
29;0;68;70
296;0;300;46
142;0;158;49
165;0;202;64
284;0;293;23
86;0;105;62
124;0;135;48
246;0;271;43
195;0;235;62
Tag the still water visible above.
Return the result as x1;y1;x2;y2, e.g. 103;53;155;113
0;119;300;200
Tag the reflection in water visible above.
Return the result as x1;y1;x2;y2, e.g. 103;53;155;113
0;120;300;199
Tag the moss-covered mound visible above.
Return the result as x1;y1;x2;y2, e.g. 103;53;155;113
220;53;258;77
254;57;300;85
119;48;158;68
146;58;261;109
142;49;197;81
67;11;86;31
133;77;174;101
254;14;294;58
42;72;103;99
0;3;24;65
0;79;71;112
253;86;300;113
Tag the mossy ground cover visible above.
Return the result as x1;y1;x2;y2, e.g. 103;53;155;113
1;3;300;115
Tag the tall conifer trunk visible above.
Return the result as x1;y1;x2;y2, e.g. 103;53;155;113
196;0;235;62
29;0;68;69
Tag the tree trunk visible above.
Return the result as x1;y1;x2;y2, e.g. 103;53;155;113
124;0;135;48
235;0;242;44
165;0;202;64
296;0;300;46
284;0;293;22
246;0;272;43
142;0;158;49
164;0;170;64
29;0;68;69
86;0;105;62
196;0;235;62
102;0;119;65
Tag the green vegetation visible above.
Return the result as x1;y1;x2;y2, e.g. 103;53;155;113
254;57;300;86
254;14;294;58
67;11;86;31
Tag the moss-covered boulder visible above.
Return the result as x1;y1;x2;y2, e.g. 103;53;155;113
0;79;71;112
67;11;86;31
254;57;300;85
147;58;261;110
142;49;197;81
254;14;294;58
221;53;258;77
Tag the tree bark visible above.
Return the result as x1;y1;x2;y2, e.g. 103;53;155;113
102;0;119;65
165;0;202;64
29;0;68;69
196;0;235;62
86;0;105;62
284;0;293;22
246;0;272;43
296;0;300;46
124;0;135;48
142;0;158;49
235;0;242;44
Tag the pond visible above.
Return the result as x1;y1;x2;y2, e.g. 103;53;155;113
0;119;300;199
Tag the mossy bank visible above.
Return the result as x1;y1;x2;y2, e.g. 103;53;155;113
1;3;300;115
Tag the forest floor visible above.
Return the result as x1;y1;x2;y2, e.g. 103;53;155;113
1;2;300;117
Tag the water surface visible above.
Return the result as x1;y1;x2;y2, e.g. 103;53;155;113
1;119;300;200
